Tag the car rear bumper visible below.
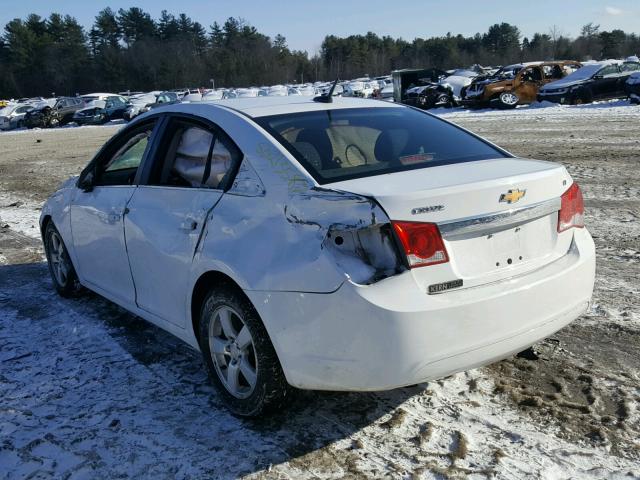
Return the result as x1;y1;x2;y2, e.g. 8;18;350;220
247;228;595;391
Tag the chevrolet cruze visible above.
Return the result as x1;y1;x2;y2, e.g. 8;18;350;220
41;96;595;416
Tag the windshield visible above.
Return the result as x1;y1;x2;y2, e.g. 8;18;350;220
256;107;507;184
563;63;609;81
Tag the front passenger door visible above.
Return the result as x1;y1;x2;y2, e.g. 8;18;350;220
70;119;157;306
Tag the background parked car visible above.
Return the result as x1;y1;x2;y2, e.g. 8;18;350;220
123;93;158;120
461;61;582;108
23;96;85;128
402;83;455;109
0;103;34;130
625;71;640;104
538;60;640;105
391;68;449;103
73;95;129;125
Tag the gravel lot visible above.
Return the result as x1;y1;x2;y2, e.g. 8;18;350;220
1;103;639;478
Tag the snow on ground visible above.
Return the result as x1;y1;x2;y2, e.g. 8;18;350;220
0;191;42;239
1;101;639;478
434;98;640;120
1;266;636;478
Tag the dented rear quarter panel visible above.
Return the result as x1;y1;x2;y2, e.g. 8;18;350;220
170;103;393;295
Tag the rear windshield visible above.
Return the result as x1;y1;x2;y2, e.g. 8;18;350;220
256;107;507;184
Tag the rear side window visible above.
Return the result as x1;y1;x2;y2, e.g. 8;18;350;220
150;119;240;189
256;107;507;184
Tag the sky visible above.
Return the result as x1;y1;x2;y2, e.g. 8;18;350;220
2;0;639;54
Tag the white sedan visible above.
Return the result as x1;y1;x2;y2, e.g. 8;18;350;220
41;96;595;416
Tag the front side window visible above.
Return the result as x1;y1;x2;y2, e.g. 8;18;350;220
521;67;542;82
598;65;620;77
92;122;155;186
104;133;150;173
256;107;507;184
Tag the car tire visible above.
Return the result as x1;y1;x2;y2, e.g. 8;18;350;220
44;222;81;298
571;88;592;105
497;91;519;109
198;285;291;416
436;93;452;108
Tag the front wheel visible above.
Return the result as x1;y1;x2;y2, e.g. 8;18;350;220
199;285;290;416
436;93;452;108
44;223;81;297
497;91;519;109
571;88;593;105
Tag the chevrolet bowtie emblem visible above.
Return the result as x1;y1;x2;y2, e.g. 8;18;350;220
499;189;526;204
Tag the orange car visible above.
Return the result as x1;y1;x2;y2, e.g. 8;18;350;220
461;61;582;108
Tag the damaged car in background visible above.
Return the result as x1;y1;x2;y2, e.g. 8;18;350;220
123;91;180;120
0;103;34;130
23;96;85;128
401;69;478;109
73;95;129;125
40;96;596;416
461;61;582;108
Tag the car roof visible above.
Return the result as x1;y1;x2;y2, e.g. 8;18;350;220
202;96;401;118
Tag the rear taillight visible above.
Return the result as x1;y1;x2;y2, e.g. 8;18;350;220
392;221;449;268
557;182;585;233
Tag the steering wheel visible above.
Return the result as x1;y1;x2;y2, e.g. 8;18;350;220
345;143;368;166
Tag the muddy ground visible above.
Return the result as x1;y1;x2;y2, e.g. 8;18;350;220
0;108;639;478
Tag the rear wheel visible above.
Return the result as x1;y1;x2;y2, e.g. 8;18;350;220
44;222;81;297
198;285;290;416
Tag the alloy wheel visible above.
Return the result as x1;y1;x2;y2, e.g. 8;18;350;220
48;231;70;286
500;92;518;106
208;305;258;399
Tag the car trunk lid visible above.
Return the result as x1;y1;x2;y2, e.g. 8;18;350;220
327;158;575;291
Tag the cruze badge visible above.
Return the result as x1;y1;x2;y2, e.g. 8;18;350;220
411;205;444;215
499;189;526;204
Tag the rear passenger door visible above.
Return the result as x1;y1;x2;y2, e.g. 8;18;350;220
124;115;241;327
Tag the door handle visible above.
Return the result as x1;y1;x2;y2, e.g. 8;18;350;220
179;220;198;231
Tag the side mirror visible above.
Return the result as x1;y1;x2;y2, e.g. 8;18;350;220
79;171;95;192
594;75;603;80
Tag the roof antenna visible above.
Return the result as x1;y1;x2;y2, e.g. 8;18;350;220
313;78;339;103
